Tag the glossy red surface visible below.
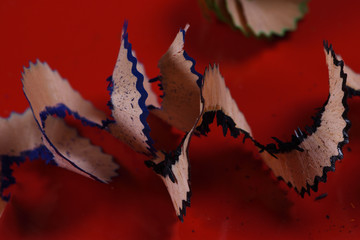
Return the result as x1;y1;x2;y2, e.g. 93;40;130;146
1;0;360;239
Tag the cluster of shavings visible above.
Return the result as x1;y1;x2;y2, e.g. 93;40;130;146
0;55;120;216
109;23;354;222
0;22;199;222
194;41;351;198
203;0;308;37
105;22;201;221
21;61;119;183
1;21;360;223
141;36;354;221
0;68;120;216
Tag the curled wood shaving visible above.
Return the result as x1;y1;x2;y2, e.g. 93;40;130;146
0;24;357;222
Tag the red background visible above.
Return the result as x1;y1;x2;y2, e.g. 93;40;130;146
1;0;360;239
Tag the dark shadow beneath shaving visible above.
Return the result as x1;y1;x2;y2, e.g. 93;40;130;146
190;140;293;221
0;159;96;237
0;157;176;240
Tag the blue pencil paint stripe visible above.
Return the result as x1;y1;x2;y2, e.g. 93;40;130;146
180;29;203;88
122;21;155;154
39;103;103;129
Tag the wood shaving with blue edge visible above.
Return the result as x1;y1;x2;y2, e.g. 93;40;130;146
0;23;358;223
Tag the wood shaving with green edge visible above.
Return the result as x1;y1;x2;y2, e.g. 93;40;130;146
204;0;309;37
